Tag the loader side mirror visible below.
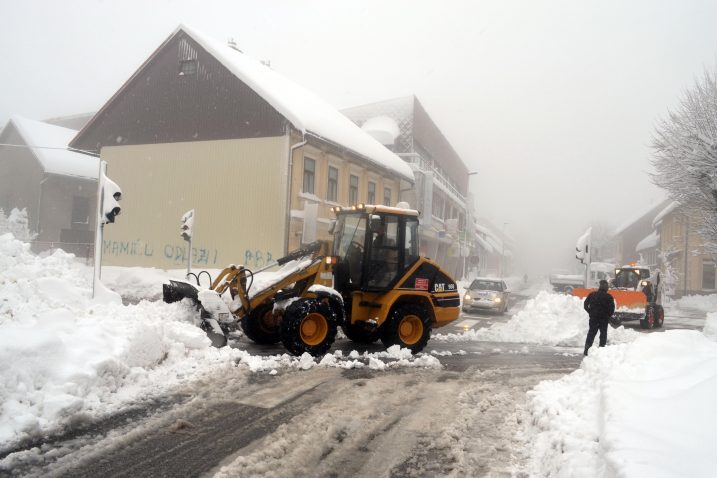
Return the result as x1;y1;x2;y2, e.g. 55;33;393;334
328;219;336;235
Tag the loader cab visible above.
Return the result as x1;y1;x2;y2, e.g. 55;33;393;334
613;267;650;290
331;204;420;293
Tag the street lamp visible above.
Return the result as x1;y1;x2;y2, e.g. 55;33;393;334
461;171;479;280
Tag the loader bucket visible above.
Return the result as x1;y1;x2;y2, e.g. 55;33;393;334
163;280;199;304
163;280;228;348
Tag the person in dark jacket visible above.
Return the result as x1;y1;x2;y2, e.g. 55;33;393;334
583;280;615;356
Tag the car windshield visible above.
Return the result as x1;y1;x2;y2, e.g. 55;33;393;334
470;280;502;291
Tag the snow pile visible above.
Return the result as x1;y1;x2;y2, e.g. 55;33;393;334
0;234;224;448
674;293;717;312
435;291;638;347
704;312;717;341
0;235;444;451
102;266;197;301
229;346;441;376
0;209;36;242
524;330;717;477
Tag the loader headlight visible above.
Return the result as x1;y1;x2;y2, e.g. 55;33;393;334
640;280;648;287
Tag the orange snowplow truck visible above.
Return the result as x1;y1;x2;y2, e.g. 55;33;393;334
572;265;665;329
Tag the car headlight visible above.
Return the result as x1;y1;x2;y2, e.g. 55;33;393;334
494;297;502;303
464;293;471;300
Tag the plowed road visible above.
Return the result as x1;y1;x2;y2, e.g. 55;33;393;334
4;296;706;478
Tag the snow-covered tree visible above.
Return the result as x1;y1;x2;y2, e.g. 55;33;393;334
651;67;717;256
0;208;37;242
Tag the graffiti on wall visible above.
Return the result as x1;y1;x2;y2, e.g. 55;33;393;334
103;239;275;269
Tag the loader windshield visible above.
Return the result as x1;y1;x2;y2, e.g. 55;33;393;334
333;213;368;285
613;268;650;289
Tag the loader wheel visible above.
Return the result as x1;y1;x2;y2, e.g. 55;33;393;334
241;302;281;345
654;305;664;328
342;322;380;344
380;304;432;353
640;306;655;329
281;299;337;356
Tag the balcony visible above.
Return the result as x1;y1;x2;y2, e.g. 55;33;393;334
399;153;467;206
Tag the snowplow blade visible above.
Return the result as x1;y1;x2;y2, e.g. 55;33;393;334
572;288;647;309
163;280;200;304
163;280;228;348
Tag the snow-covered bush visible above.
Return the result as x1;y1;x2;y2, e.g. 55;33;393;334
0;207;37;242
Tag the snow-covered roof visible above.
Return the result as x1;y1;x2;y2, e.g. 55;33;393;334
636;231;660;252
652;201;679;228
10;116;98;179
611;199;669;237
180;25;413;183
361;115;400;146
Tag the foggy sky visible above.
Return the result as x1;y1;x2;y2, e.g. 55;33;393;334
3;0;716;276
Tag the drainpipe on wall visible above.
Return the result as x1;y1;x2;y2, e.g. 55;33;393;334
284;129;307;255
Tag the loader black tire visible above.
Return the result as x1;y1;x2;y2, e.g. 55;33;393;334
342;322;380;344
281;298;337;356
380;304;432;353
654;305;664;328
640;306;655;329
241;302;281;345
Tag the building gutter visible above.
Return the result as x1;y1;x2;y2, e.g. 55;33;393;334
284;129;307;254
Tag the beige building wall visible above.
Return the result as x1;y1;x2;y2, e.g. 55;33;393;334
101;136;288;270
288;141;400;251
659;211;715;294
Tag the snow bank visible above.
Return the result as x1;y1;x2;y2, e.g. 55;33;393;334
435;291;638;347
704;312;717;341
524;330;717;477
102;266;198;301
0;235;442;451
674;293;717;312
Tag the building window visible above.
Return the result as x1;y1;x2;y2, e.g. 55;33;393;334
702;261;716;290
367;181;376;204
303;157;315;194
383;187;392;206
349;174;359;205
71;196;90;226
179;59;197;76
327;166;338;202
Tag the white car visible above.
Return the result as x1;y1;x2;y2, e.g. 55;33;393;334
462;278;510;314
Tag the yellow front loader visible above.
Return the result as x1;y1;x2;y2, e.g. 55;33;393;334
164;204;461;356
